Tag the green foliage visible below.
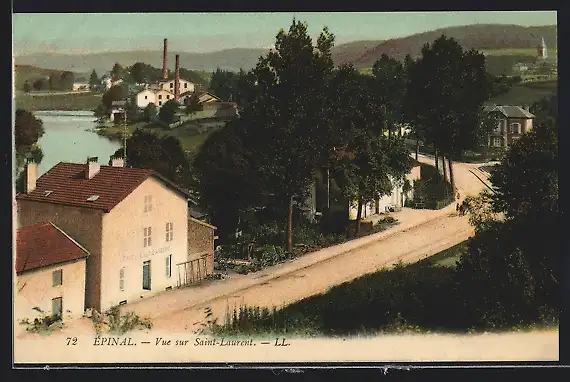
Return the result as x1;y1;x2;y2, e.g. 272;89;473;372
184;92;203;115
143;103;158;122
158;99;179;124
208;68;239;102
410;164;453;209
101;85;127;114
111;63;125;79
19;307;65;333
89;69;100;90
114;129;193;189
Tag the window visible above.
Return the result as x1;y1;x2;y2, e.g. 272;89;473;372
170;83;173;88
493;137;502;147
510;123;521;134
495;119;504;132
144;195;152;212
52;297;62;318
165;255;172;278
166;222;173;242
144;95;148;100
167;95;170;99
142;261;151;290
158;94;163;100
184;83;188;88
159;101;162;106
144;227;152;247
52;269;62;287
119;268;125;291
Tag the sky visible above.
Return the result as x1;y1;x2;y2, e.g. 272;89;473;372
13;11;557;55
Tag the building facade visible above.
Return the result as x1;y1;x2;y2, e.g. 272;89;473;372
15;222;89;322
484;105;534;149
16;157;215;313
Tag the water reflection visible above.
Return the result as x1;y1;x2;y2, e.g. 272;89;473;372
34;110;122;176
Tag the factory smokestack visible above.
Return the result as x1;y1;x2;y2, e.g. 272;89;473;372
162;39;168;80
174;54;180;101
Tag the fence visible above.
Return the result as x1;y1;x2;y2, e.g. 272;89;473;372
176;252;212;288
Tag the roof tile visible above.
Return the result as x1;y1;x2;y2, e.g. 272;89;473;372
16;222;89;273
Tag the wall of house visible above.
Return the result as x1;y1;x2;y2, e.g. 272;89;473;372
15;259;87;322
136;90;156;108
187;219;215;278
100;177;189;312
17;201;104;311
161;79;195;94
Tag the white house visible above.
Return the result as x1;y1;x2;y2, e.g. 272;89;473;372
159;78;195;94
136;89;158;109
72;82;89;92
135;89;177;108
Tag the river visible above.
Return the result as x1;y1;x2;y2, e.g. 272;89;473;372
34;110;122;176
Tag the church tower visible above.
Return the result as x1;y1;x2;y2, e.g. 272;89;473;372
537;36;547;60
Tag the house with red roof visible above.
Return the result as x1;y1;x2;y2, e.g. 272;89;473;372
16;157;216;314
15;222;89;322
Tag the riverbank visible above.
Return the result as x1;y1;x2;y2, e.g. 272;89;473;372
96;120;221;153
15;91;102;111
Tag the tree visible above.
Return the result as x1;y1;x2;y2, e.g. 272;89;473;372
143;103;158;122
158;99;179;124
112;129;192;189
15;109;45;188
48;73;60;90
89;70;100;91
208;68;239;102
455;107;559;329
125;96;141;124
32;78;46;91
23;80;31;93
59;71;74;90
129;62;147;84
193;122;262;240
184;93;203;116
408;36;495;192
111;63;125;79
236;19;336;252
101;85;127;113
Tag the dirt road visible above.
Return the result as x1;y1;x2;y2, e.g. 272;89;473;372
152;214;474;331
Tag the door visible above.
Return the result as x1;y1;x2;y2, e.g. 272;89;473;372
52;297;62;318
142;261;151;290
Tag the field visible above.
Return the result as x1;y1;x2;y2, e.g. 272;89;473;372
15;92;102;111
481;48;558;57
489;79;557;106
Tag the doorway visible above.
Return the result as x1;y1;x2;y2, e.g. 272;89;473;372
142;260;151;290
52;297;62;318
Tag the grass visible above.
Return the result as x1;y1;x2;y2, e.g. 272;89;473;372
489;79;557;106
480;48;558;57
96;120;220;153
15;92;102;111
420;241;467;268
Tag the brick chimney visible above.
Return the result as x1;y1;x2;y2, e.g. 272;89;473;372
24;158;37;194
174;54;180;101
86;157;100;179
163;38;168;80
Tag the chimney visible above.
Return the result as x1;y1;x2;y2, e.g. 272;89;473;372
24;158;37;194
109;155;125;168
174;54;180;101
85;157;100;179
163;38;168;80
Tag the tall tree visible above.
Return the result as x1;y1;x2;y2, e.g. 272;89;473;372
208;68;239;102
15;109;45;187
237;19;335;251
408;36;495;192
111;63;125;79
89;69;100;90
101;85;127;114
143;103;158;122
48;73;60;90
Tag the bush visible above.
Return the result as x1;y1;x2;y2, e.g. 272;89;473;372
19;307;65;333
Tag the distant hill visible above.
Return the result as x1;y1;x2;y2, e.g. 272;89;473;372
14;24;557;77
331;40;384;66
13;65;87;90
14;48;270;75
352;24;557;68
